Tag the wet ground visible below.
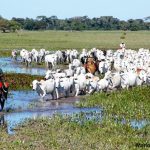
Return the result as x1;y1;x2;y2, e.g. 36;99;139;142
0;57;102;134
0;57;46;75
0;91;102;134
0;91;148;134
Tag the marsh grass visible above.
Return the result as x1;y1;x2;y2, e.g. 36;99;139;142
4;73;43;90
77;86;150;120
0;50;11;57
0;115;149;150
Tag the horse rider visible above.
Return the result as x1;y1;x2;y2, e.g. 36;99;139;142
0;68;9;110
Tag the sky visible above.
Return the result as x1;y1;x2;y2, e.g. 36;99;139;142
0;0;149;20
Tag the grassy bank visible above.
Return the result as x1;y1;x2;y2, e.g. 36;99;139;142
0;50;11;57
4;73;43;90
0;115;149;150
0;30;150;52
77;86;150;120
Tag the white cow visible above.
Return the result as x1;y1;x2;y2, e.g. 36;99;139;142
72;59;81;68
74;74;87;96
32;79;57;100
20;49;28;62
45;70;66;80
69;49;79;62
55;50;63;64
11;49;18;60
120;72;137;89
86;76;99;94
98;61;108;74
38;48;46;63
31;49;39;63
97;78;109;92
45;54;57;69
105;72;122;90
55;77;75;98
20;49;32;67
75;66;86;75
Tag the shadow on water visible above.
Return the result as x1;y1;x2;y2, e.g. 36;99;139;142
0;57;46;75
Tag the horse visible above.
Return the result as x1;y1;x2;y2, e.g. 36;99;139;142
84;57;98;75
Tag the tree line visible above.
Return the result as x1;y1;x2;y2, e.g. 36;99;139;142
0;15;150;32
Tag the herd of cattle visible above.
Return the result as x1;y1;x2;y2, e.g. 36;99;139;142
12;46;150;100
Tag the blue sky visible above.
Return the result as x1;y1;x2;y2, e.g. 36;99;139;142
0;0;149;20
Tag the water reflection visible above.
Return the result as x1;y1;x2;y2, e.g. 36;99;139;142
4;107;102;135
0;57;46;75
131;119;149;129
0;90;149;135
1;91;102;134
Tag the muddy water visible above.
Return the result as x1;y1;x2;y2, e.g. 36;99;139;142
0;57;46;75
1;91;102;134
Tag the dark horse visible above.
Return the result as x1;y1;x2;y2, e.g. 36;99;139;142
0;83;9;111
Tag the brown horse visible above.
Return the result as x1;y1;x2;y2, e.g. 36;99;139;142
84;57;98;74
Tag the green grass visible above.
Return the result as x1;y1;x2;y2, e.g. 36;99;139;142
0;30;150;53
0;116;149;150
5;73;43;90
77;86;150;120
0;30;150;149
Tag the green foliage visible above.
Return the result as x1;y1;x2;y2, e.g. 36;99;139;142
8;20;21;32
0;19;9;33
5;73;43;90
0;18;21;33
1;15;150;32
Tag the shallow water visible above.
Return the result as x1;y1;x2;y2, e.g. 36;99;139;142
0;90;149;134
0;57;46;75
1;91;102;134
0;57;149;134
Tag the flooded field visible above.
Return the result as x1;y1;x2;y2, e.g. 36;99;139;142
0;57;149;135
0;57;46;75
0;91;102;134
0;90;148;134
